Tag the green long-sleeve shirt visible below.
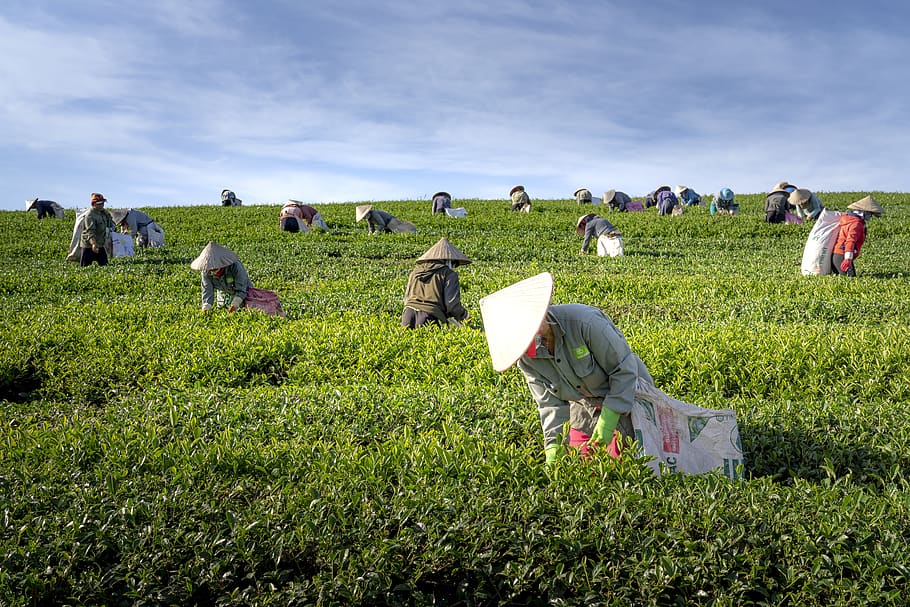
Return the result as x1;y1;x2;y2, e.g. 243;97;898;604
79;208;115;249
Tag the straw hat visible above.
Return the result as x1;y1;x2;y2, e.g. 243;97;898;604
25;198;38;211
771;181;794;193
576;213;596;235
847;195;884;217
190;242;239;271
603;189;616;204
574;188;589;197
479;272;554;372
355;205;373;222
111;209;129;225
788;189;812;207
432;191;451;200
416;237;471;266
674;185;687;197
510;185;525;196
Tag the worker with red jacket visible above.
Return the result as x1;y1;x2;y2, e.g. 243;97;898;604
831;195;884;277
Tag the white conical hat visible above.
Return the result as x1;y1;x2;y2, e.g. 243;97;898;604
355;205;373;222
603;189;616;203
416;237;471;265
788;189;812;206
25;198;38;211
479;272;554;372
190;242;239;271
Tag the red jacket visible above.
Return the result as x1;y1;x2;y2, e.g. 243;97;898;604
833;213;866;257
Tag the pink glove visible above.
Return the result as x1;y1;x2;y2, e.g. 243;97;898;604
840;259;853;273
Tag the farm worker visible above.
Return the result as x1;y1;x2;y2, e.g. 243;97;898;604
479;272;654;462
401;237;471;328
764;183;792;223
788;188;824;221
603;189;632;212
282;200;328;231
574;188;593;204
111;208;161;247
656;189;680;216
831;195;884;277
711;188;739;216
431;191;452;214
220;189;242;206
78;193;116;267
510;185;532;212
645;185;671;209
279;201;309;233
191;242;251;312
25;197;65;219
576;213;621;254
675;185;702;206
355;205;416;234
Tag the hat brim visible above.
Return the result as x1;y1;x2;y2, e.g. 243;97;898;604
480;272;554;372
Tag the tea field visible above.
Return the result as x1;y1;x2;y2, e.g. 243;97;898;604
1;193;909;605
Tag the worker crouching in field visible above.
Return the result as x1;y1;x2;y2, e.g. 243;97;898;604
25;197;65;219
574;188;593;204
79;193;116;267
711;188;739;216
280;200;328;233
356;205;416;234
603;189;632;212
576;213;623;256
191;242;285;316
431;192;452;214
111;208;164;247
788;188;824;221
510;185;532;212
480;272;654;462
401;238;471;329
831;195;884;277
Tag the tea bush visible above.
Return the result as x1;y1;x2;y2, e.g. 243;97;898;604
1;192;909;605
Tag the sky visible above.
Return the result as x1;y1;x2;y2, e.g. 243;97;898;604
1;0;908;211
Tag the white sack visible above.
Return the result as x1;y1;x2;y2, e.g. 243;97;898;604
66;209;90;262
444;207;468;218
596;235;624;257
800;209;842;276
631;380;744;479
111;230;134;257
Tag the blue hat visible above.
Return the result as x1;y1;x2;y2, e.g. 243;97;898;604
719;188;734;201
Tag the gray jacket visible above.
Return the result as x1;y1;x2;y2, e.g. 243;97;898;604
517;304;653;448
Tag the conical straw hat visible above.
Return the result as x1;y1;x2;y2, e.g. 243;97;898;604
788;189;812;206
190;242;239;271
603;189;616;203
355;205;373;222
576;213;595;235
416;237;471;265
25;198;38;211
847;195;884;217
479;272;554;372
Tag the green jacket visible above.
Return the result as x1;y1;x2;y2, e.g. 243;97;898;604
79;208;115;249
402;261;468;322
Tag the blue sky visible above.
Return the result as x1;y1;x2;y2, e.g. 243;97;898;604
2;0;907;211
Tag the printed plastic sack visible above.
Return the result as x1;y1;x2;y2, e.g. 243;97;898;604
625;199;645;212
245;287;286;317
110;230;134;257
444;207;468;218
800;208;842;276
631;381;744;479
596;235;624;257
